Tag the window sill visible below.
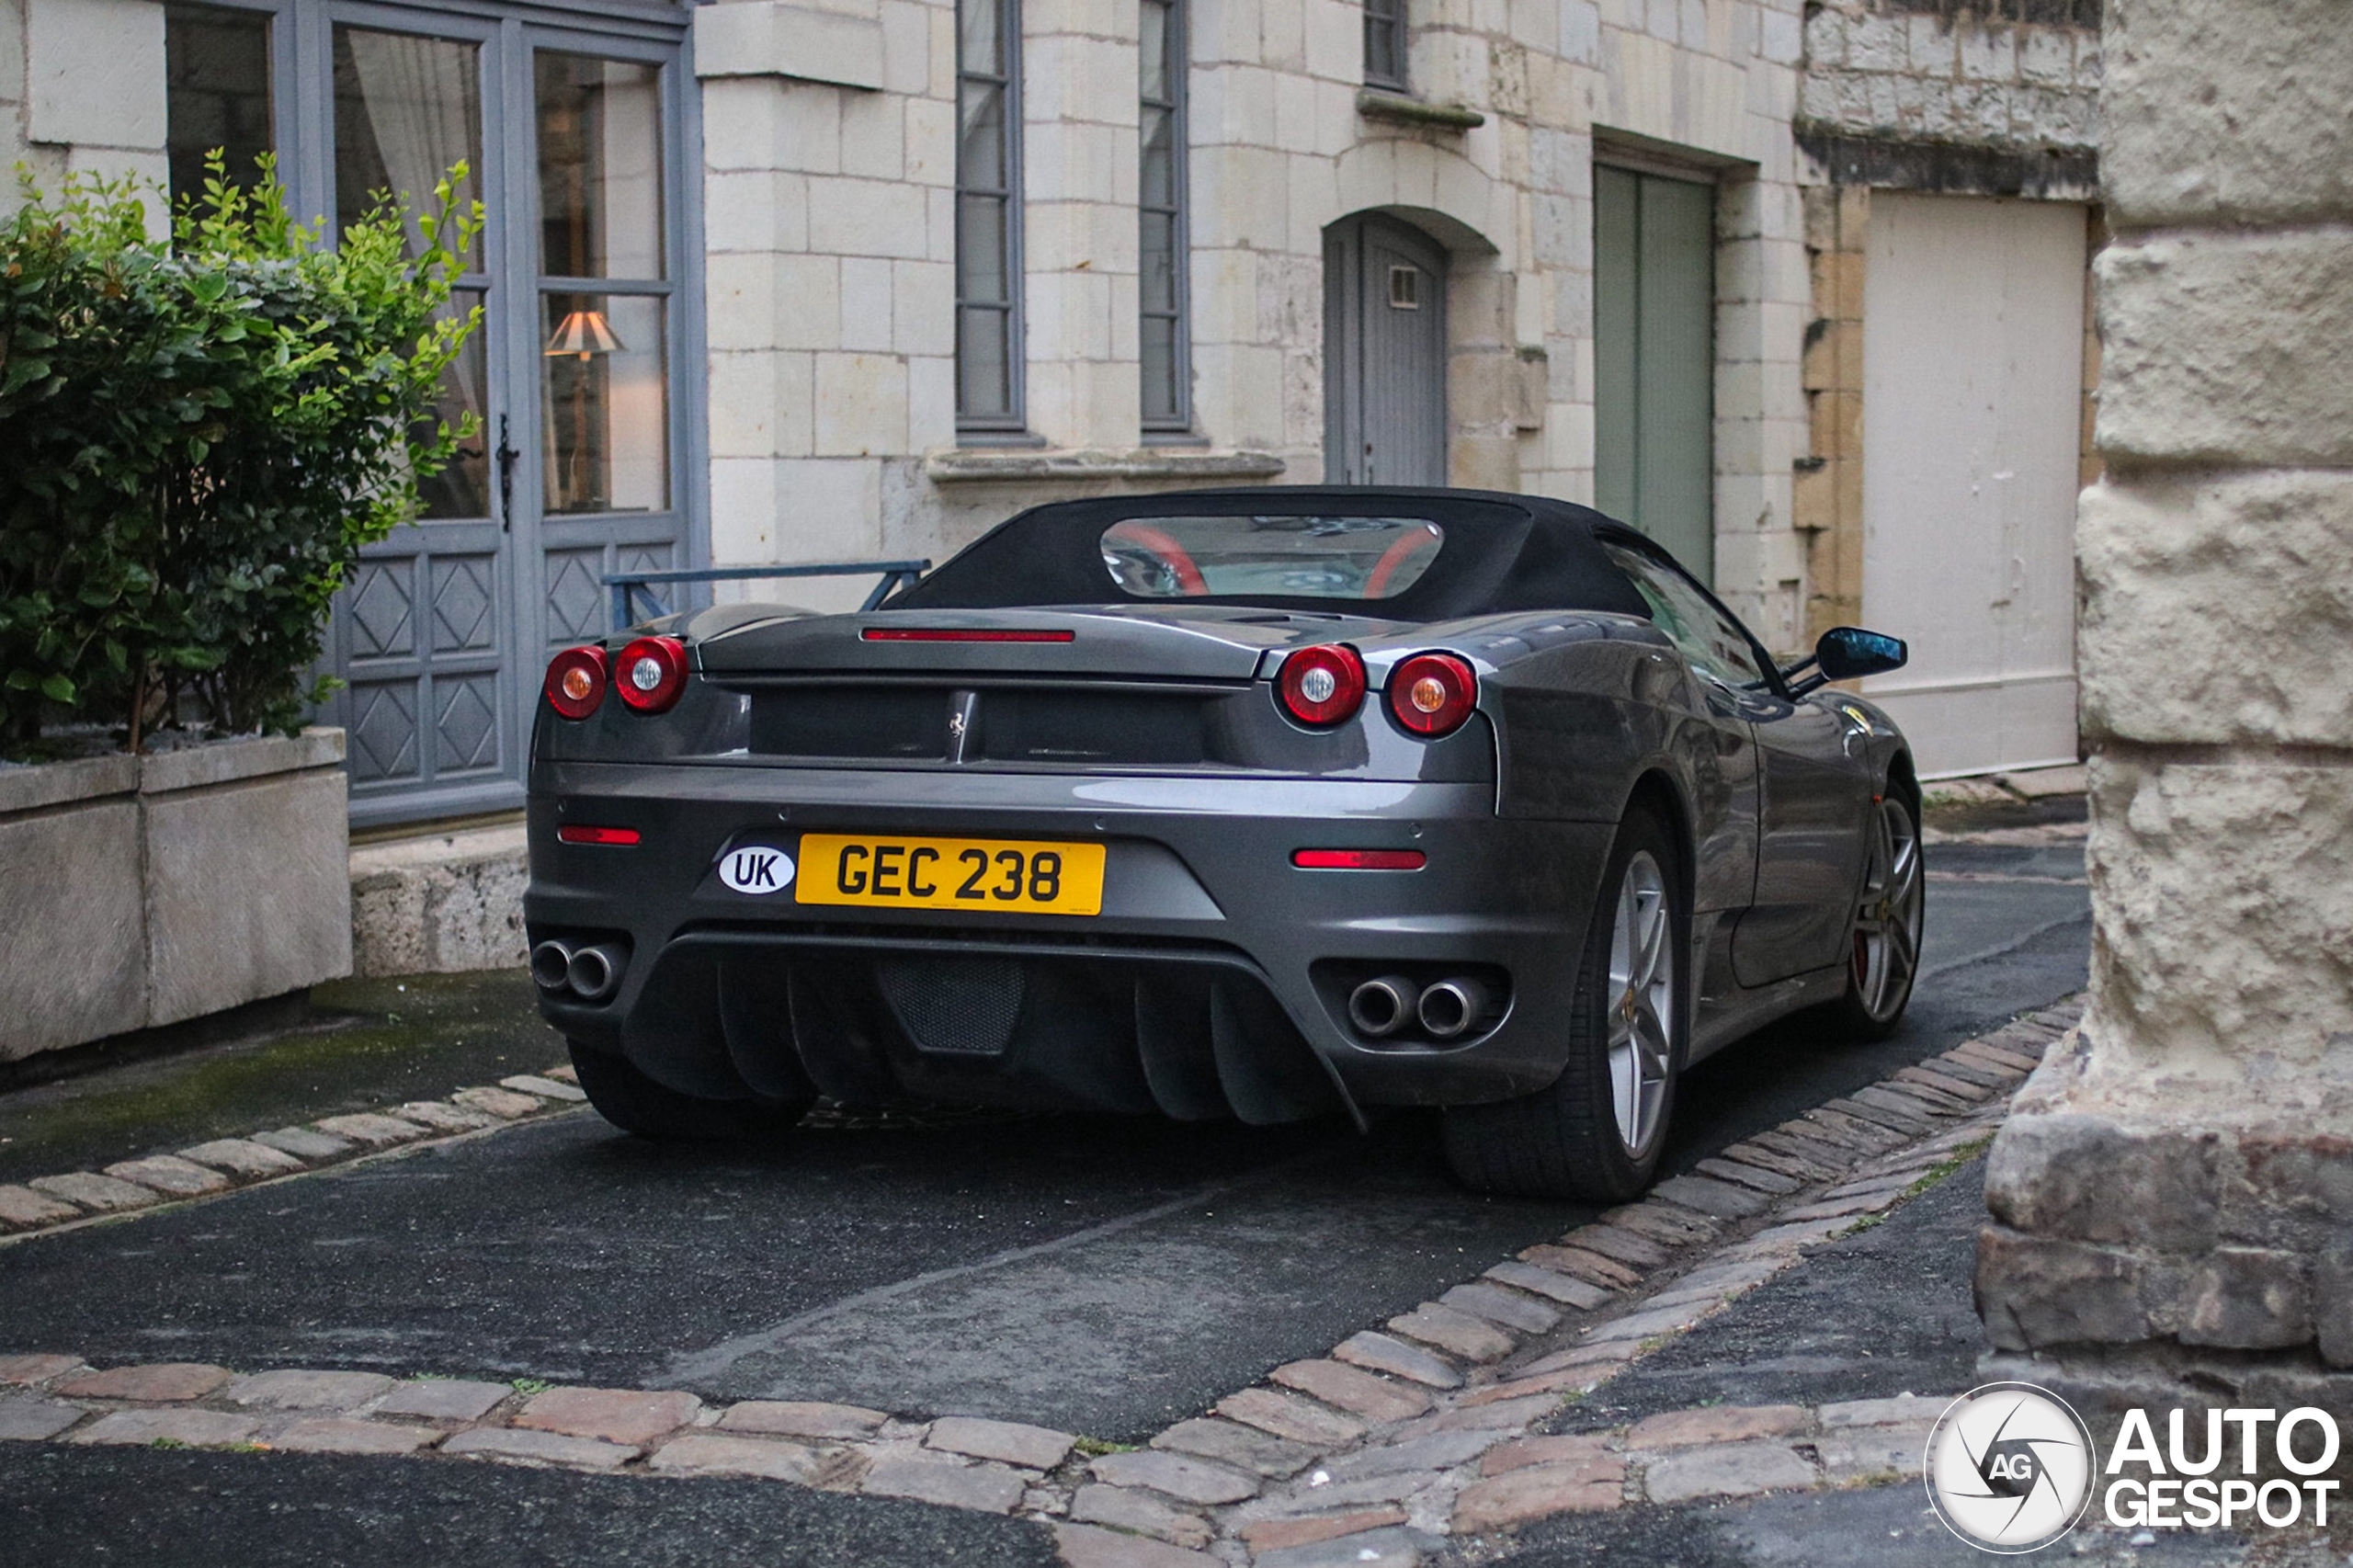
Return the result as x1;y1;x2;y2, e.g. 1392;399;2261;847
1356;89;1485;131
952;428;1049;449
924;446;1288;485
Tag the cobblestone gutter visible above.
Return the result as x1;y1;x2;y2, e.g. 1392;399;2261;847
0;1071;587;1237
0;1002;2078;1567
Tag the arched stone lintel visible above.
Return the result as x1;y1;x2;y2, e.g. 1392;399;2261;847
1325;141;1511;267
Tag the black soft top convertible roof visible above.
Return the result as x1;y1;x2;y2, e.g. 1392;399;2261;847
884;486;1655;622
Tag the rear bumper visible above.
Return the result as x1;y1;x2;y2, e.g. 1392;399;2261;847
526;760;1616;1118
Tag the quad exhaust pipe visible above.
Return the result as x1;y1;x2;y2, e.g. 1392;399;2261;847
1347;974;1492;1040
531;938;627;1003
1346;975;1419;1038
1416;977;1489;1040
530;939;574;991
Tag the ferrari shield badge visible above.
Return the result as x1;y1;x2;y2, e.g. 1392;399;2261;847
719;845;796;894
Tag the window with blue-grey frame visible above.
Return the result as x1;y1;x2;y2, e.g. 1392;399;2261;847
957;0;1024;432
1363;0;1405;90
1139;0;1189;433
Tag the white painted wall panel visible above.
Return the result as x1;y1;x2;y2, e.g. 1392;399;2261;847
1859;193;2086;778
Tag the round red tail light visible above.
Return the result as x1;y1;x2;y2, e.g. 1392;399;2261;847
1387;652;1477;737
613;635;688;714
1278;643;1367;726
543;646;608;721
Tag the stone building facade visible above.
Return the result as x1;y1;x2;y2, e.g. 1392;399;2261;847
6;0;2100;824
1976;0;2353;1422
697;0;1824;650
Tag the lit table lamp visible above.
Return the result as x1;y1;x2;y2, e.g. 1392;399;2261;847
545;308;624;510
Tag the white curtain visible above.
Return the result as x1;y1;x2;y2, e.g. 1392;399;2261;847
344;29;477;256
345;29;486;509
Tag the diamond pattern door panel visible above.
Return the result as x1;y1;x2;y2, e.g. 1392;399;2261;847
431;556;497;653
347;562;416;659
545;549;607;645
330;523;508;823
435;673;500;774
348;680;421;783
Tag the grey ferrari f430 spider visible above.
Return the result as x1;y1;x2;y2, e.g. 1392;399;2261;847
526;487;1922;1200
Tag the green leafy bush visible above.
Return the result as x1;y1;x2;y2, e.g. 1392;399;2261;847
0;158;482;751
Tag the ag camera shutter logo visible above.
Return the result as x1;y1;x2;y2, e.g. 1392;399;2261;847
719;845;795;894
1925;1382;2097;1553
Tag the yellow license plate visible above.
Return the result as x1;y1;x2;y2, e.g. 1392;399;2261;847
794;834;1107;915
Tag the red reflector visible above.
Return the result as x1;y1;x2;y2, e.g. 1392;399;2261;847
861;627;1075;642
1291;848;1427;870
557;825;642;846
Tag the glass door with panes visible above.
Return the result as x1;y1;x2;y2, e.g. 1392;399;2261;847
319;13;509;823
295;6;687;826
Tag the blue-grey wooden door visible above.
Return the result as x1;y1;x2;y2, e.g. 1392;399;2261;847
315;6;691;828
1324;214;1448;486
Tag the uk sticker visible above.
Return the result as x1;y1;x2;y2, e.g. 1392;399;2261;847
719;845;795;894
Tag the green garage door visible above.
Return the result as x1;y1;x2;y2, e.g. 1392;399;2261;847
1595;165;1714;580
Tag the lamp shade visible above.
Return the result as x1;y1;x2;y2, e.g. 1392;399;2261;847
545;308;625;357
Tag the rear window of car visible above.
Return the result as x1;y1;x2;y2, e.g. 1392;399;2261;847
1099;514;1445;600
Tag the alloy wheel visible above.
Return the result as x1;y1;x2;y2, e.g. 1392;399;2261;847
1607;849;1674;1155
1851;796;1925;1020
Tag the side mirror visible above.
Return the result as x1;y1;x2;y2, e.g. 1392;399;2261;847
1780;626;1906;696
1815;626;1907;680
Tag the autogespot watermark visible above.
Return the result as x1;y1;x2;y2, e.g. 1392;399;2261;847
1925;1382;2097;1552
2102;1405;2341;1534
1923;1383;2344;1554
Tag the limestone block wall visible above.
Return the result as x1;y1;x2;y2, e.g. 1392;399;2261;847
1975;0;2353;1406
1022;0;1143;451
1792;183;1866;636
1798;0;2100;160
697;0;959;603
0;0;22;182
704;0;1819;631
0;0;169;228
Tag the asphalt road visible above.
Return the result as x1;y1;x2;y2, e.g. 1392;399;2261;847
0;1442;1064;1568
1546;1151;1995;1433
1466;1471;2263;1568
0;828;2089;1563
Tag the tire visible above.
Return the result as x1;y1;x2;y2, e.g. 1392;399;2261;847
1821;789;1927;1042
568;1040;813;1141
1441;806;1687;1202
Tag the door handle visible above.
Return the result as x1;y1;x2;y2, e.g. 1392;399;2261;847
494;414;520;532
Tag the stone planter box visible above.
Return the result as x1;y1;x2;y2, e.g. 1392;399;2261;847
0;729;352;1062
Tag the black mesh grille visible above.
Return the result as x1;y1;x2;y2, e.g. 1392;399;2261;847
877;956;1027;1055
973;688;1206;765
744;684;1212;766
749;687;948;759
